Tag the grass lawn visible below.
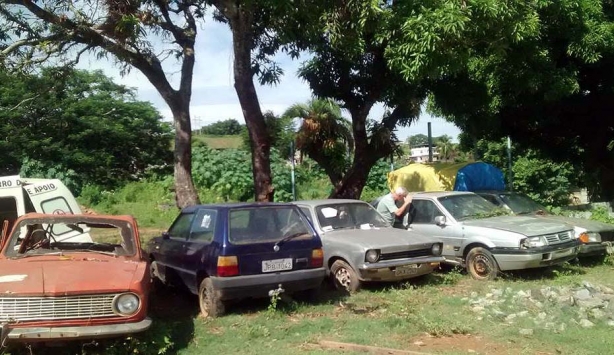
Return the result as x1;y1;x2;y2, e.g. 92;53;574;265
23;260;614;355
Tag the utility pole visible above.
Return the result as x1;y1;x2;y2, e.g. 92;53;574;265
427;122;433;162
290;141;296;201
507;136;513;190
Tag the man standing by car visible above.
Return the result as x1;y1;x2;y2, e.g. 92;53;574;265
376;187;412;229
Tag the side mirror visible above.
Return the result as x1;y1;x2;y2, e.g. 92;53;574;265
162;232;170;240
434;216;446;226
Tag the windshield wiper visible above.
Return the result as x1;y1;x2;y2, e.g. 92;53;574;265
61;249;117;257
274;232;310;249
13;251;65;259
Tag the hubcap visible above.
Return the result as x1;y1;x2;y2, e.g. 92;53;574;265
335;267;352;290
473;255;491;277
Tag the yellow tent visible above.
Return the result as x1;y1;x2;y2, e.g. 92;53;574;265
387;162;472;192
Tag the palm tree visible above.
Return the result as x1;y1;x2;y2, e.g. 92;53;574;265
436;135;457;162
283;98;354;186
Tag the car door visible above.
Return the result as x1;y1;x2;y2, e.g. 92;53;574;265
0;176;25;235
158;212;194;279
408;199;462;258
181;208;219;293
22;179;92;242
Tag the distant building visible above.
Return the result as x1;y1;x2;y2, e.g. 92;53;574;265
409;145;440;163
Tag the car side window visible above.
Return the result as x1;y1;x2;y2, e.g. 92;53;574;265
409;200;443;224
190;209;216;243
481;194;500;206
299;207;313;224
168;213;194;240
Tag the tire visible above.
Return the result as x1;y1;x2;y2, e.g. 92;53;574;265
466;247;499;281
198;278;225;318
330;260;361;293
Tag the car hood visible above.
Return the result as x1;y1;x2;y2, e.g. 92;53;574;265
0;255;142;296
534;215;614;232
462;215;571;236
322;227;435;249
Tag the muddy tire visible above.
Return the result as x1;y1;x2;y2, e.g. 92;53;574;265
466;247;499;281
199;278;224;318
330;260;361;293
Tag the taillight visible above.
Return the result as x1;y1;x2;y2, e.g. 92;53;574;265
310;248;324;268
217;256;239;277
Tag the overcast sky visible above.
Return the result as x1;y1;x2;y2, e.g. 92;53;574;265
78;17;461;142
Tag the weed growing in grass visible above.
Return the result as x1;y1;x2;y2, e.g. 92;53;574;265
407;313;472;337
267;288;283;313
440;267;465;285
247;324;272;339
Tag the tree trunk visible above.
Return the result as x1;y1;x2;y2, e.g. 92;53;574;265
330;108;379;199
230;9;274;202
169;99;200;208
330;146;379;199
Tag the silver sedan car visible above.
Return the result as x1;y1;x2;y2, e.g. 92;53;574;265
406;192;579;280
295;199;445;293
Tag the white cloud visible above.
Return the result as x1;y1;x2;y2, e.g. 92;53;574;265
79;15;460;142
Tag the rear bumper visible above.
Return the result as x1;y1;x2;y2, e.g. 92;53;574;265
210;268;326;300
6;318;152;342
492;241;579;271
358;256;444;281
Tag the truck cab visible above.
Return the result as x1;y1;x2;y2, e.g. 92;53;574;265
0;175;91;243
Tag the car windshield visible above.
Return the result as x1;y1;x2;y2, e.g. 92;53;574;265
438;194;510;221
499;193;547;215
228;206;313;245
5;217;136;258
315;202;389;231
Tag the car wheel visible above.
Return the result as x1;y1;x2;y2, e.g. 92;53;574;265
466;247;499;281
199;277;225;318
330;260;361;293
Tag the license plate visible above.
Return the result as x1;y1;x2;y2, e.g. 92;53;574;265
262;258;293;273
395;264;419;276
554;248;573;257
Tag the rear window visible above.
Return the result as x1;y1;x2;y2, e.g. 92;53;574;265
228;206;312;245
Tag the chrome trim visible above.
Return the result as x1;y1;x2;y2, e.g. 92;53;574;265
0;294;120;322
7;317;152;340
542;230;573;245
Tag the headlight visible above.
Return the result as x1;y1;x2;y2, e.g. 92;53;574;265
113;293;140;316
365;249;380;263
579;232;601;243
520;236;547;249
431;243;442;256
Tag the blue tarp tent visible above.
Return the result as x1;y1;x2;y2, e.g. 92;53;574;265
388;161;505;192
453;162;505;191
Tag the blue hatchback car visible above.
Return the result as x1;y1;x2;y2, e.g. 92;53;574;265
147;203;327;317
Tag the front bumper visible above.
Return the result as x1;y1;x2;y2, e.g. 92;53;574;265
358;256;444;281
492;240;579;271
210;268;326;300
6;318;152;342
578;242;609;257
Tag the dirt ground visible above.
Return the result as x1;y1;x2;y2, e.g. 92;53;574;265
406;333;552;355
